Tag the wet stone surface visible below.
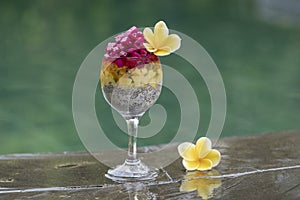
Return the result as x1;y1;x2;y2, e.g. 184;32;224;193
0;131;299;199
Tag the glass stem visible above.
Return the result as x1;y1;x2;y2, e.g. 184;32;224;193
126;117;139;163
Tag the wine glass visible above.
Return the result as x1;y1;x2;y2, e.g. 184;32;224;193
100;52;162;181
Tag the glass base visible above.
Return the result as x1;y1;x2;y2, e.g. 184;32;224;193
105;159;158;182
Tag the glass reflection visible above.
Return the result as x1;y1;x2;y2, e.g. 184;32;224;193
180;170;221;200
123;182;157;200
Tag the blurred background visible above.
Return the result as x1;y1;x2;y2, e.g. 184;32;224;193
1;0;300;154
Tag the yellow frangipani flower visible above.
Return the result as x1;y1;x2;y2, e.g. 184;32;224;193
178;137;221;171
143;21;181;56
180;170;221;200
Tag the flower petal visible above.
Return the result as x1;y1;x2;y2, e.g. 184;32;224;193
143;43;156;52
205;149;221;167
161;34;181;52
197;185;214;199
143;28;155;47
196;137;212;159
154;47;171;56
154;21;169;46
178;142;198;161
182;159;200;171
180;180;198;192
197;159;213;171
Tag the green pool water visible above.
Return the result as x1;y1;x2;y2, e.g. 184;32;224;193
1;0;300;154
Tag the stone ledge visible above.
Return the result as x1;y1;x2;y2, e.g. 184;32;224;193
0;130;299;199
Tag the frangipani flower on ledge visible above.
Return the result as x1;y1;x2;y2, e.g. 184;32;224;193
178;137;221;171
143;21;181;56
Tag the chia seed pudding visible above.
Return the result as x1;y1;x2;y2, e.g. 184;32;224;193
102;84;161;116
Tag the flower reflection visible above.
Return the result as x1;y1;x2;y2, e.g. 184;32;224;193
180;170;221;200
